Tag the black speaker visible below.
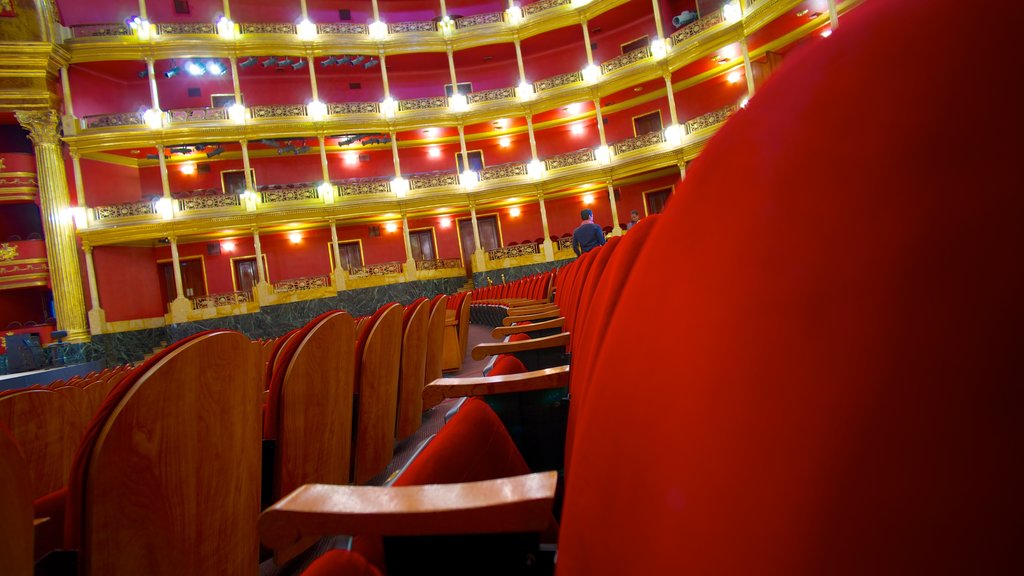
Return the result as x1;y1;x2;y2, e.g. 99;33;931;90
207;242;221;255
339;9;351;20
187;87;201;97
368;225;381;237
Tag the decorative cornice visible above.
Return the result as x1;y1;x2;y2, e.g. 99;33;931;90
15;110;61;146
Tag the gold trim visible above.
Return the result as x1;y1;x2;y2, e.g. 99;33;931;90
155;254;210;296
0;272;51;282
0;280;49;290
0;172;37;178
221;168;256;195
229;254;269;292
0;258;49;266
327;239;364;270
642;186;674;217
631;109;663;137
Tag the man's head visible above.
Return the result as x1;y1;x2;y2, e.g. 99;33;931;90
580;208;594;222
630;210;640;223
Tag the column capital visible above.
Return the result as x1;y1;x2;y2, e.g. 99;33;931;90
82;241;92;252
15;110;61;146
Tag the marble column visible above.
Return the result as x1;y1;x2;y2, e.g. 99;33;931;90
15;110;90;342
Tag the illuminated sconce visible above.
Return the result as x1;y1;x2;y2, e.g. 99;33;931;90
505;5;523;26
566;102;582;115
439;16;454;38
571;124;584;136
570;0;591;8
499;137;510;148
216;16;235;39
391;176;409;198
439;217;452;228
461;170;478;189
723;2;741;23
581;64;601;84
368;20;388;40
517;81;534;101
381;97;397;118
228;103;246;124
143;108;163;129
221;240;236;252
297;19;318;41
289;232;302;244
307;100;327;120
68;207;87;229
129;17;152;40
739;96;750;109
343;152;359;165
594;145;611;165
449;93;469;113
384;221;398;233
509;206;521;217
428;147;441;158
527;159;545;180
664;124;683;146
240;190;259;211
155;197;173;220
318;181;336;204
821;28;832;38
650;38;668;60
180;162;196;175
726;70;743;84
582;194;594;205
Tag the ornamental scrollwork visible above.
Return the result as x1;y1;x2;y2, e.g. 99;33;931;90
685;104;737;134
317;23;368;34
612;130;665;156
671;10;725;46
240;22;297;34
155;22;217;35
348;262;403;277
260;186;318;204
71;23;131;37
250;104;308;119
415;258;463;271
534;71;583;93
467;87;516;104
479;162;528;181
409;171;459;190
600;46;652;75
388;20;437;33
544;148;596;171
455;12;504;28
338;178;391;196
167;107;228;124
15;111;61;145
556;237;574;251
488;243;541;261
523;0;570;16
93;200;157;221
0;243;18;262
81;112;145;130
328;102;380;115
191;291;252;309
274;275;331;293
397;96;448;112
177;194;241;212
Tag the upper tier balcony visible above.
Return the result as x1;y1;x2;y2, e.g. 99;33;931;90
0;239;49;292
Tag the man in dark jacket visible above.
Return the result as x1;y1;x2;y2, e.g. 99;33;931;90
572;208;606;256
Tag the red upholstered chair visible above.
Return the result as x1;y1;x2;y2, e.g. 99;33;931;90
262;1;1020;573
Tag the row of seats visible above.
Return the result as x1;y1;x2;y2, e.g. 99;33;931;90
469;271;555;327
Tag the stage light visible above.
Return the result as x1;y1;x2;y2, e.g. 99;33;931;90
296;19;317;41
164;66;180;78
295;145;311;154
206;145;225;158
292;60;307;70
278;57;294;67
364;58;379;69
260;139;279;146
239;56;257;68
351;55;365;66
180;162;196;175
185;61;206;76
321;55;339;67
261;57;277;67
206;61;227;75
338;55;352;65
138;69;148;78
169;146;191;154
277;145;296;155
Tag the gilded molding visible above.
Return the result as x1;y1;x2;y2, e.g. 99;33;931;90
523;0;571;16
612;130;665;156
467;87;516;104
167;107;228;123
488;242;540;260
479;162;528;181
328;101;380;115
260;186;318;203
240;23;297;35
81;111;144;130
409;171;459;191
192;290;252;309
456;12;505;29
178;194;241;212
273;275;331;292
71;23;132;38
415;258;462;271
317;23;369;35
250;104;307;119
15;110;61;145
398;96;448;112
349;262;403;277
93;199;157;220
388;21;438;34
685;105;737;134
545;148;596;170
339;178;391;196
534;70;583;93
155;23;217;35
600;46;652;75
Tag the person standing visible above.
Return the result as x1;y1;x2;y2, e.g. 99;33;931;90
626;210;641;230
572;208;606;257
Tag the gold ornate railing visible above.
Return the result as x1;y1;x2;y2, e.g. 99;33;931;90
81;112;144;130
260;186;318;204
71;23;131;37
274;275;331;293
409;171;459;190
155;22;217;35
318;22;369;35
328;101;380;115
398;96;449;112
556;237;574;251
545;148;596;171
600;46;653;75
488;242;541;260
249;104;308;119
93;200;157;221
349;262;403;277
191;291;252;309
178;194;241;212
671;10;725;46
611;130;665;156
456;12;505;28
480;162;528;181
338;178;391;196
534;70;583;93
416;258;463;271
167;107;228;124
240;22;297;34
523;0;572;16
389;20;437;33
685;104;737;133
467;87;517;104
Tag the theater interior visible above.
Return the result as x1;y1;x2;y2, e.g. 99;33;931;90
0;0;1019;574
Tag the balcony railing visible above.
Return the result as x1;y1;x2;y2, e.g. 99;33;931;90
388;20;438;33
611;130;666;156
70;23;132;38
479;162;528;181
81;112;144;130
455;12;506;29
671;9;726;46
191;291;252;309
685;104;738;134
317;22;369;35
93;199;158;221
177;193;241;212
409;171;459;191
328;102;380;115
544;148;596;171
337;178;391;196
349;262;403;277
240;23;297;34
488;242;541;260
249;104;308;120
274;275;331;293
556;237;574;251
534;70;583;93
167;107;228;124
260;185;318;204
467;87;517;105
397;96;449;112
155;22;217;35
415;258;463;271
601;46;653;75
523;0;572;16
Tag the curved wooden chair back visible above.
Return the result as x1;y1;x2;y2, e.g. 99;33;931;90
353;303;404;484
0;424;33;576
396;298;430;441
273;311;356;497
54;386;89;477
0;389;68;499
423;294;448;391
75;331;261;576
457;293;472;359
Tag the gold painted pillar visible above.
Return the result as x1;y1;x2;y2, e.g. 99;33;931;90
401;213;417;281
15;110;89;342
827;0;839;30
318;135;331;182
329;218;346;289
168;236;185;300
538;193;554;261
606;182;621;234
664;73;679;126
69;151;86;206
82;242;106;333
469;202;485;273
741;39;755;98
252;227;274;303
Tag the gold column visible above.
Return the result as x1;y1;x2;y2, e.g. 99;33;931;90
222;0;231;19
299;0;308;19
379;50;391;98
82;242;101;311
401;213;414;262
606;183;620;232
664;73;679;125
581;18;595;66
457;123;469;169
156;144;171;197
525;114;538;160
741;39;755;98
594;98;608;146
307;54;319;102
138;0;148;20
70;151;86;206
60;67;74;118
469;203;482;252
146;58;160;111
229;56;242;105
252;227;266;283
513;37;527;85
650;0;666;38
538;193;554;261
446;47;458;88
329;219;341;269
389;129;402;177
240;140;254;190
318;135;331;182
168;236;185;300
16;111;89;341
828;0;839;30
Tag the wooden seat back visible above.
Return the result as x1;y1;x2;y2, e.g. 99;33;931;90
0;389;69;499
69;331;261;576
457;293;472;359
396;298;430;440
0;424;33;576
423;295;448;387
353;303;404;484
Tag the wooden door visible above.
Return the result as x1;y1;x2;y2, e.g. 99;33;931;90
645;188;673;215
409;230;436;261
233;258;259;294
458;215;500;272
158;260;206;305
633;111;663;136
335;242;363;271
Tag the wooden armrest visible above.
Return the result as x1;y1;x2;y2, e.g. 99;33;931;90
472;332;569;361
502;310;560;326
507;304;559;315
492;317;564;338
505;299;548;308
422;365;569;409
259;472;557;551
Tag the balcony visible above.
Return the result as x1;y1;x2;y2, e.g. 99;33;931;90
0;239;49;291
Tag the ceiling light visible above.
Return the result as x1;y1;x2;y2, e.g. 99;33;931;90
216;16;235;39
582;194;594;205
206;61;227;75
164;66;180;78
185;61;206;76
439;217;452;228
727;71;742;83
368;20;387;40
289;232;302;244
292;60;307;70
221;240;236;252
384;221;398;233
499;137;510;147
307;100;327;120
571;124;583;135
428;147;441;158
206;145;225;158
180;162;196;175
261;57;278;67
509;206;521;217
296;19;317;41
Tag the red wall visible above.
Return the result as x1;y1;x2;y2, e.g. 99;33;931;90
0;205;42;239
69;66;151;118
336;220;407;265
521;27;588;83
673;72;747;120
80;159;144;205
0;288;48;326
407;214;462;260
93;245;165;321
152;58;237;110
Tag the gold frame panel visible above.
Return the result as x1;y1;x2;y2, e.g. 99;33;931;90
154;254;210;296
327;238;365;270
631;109;663;137
220;168;256;195
229;254;269;291
641;186;674;217
408;226;439;260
